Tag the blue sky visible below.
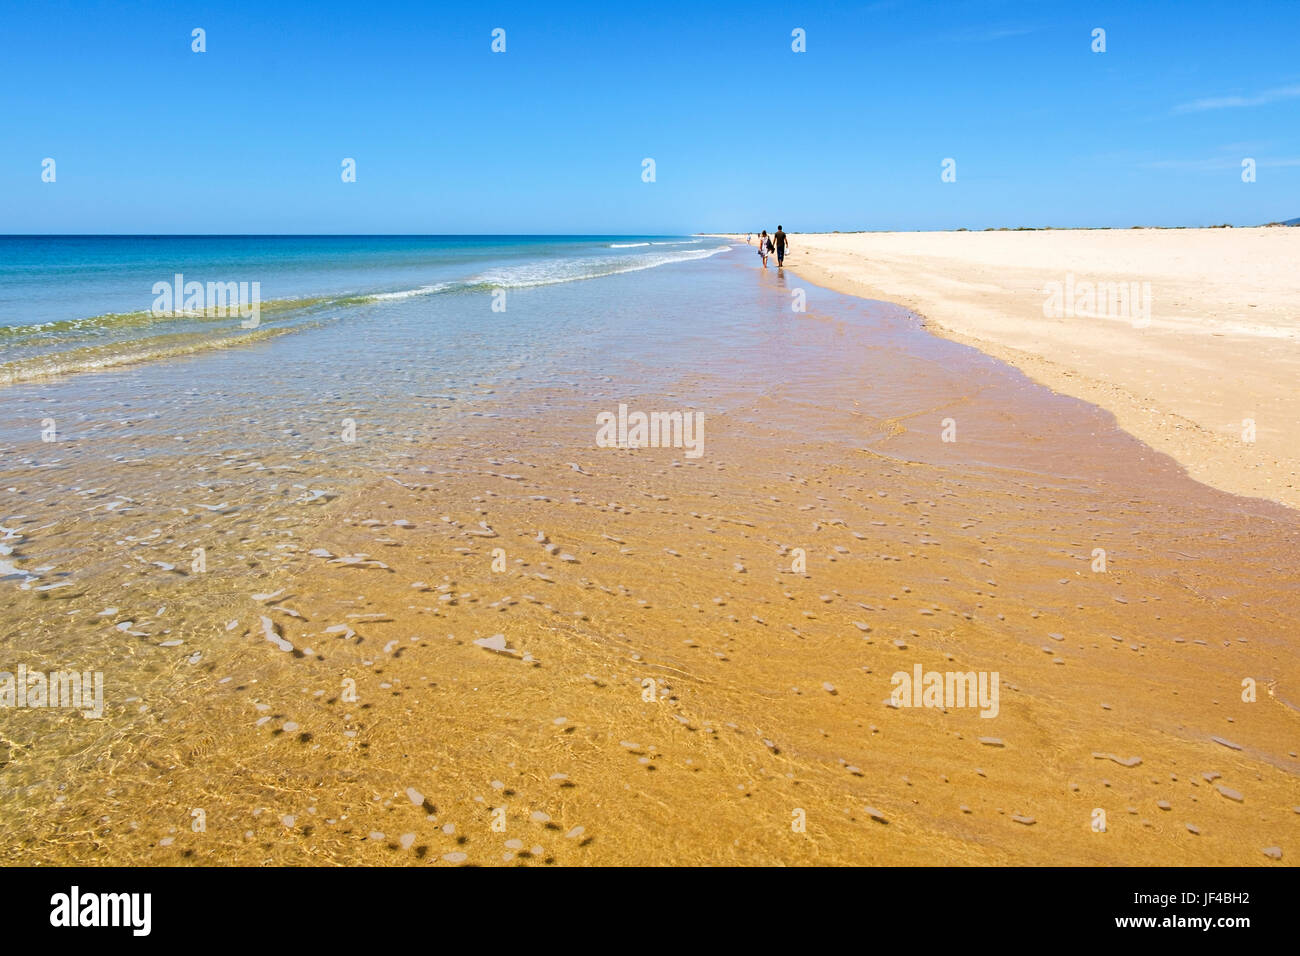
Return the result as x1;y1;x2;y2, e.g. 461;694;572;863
2;0;1297;233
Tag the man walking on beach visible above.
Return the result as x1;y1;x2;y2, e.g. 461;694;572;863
774;225;789;267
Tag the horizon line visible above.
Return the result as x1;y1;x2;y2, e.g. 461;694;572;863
3;221;1297;239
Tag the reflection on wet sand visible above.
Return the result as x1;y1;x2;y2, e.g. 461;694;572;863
1;258;1295;865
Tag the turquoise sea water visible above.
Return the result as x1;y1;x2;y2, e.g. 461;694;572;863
7;232;1278;591
0;234;751;585
0;235;732;381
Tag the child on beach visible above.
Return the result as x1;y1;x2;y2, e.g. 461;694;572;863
758;230;769;268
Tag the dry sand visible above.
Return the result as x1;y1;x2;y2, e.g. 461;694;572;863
738;227;1300;510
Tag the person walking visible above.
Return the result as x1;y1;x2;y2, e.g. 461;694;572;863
758;229;770;269
774;225;789;267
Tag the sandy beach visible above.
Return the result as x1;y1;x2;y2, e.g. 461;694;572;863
11;1;1300;934
744;227;1300;511
4;250;1296;866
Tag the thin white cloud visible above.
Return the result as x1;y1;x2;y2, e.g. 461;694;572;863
1173;84;1300;113
941;25;1038;43
1140;158;1238;171
1140;157;1300;171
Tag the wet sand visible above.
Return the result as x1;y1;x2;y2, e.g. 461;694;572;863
1;258;1297;865
736;227;1300;511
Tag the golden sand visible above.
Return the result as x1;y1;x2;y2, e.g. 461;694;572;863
2;283;1297;866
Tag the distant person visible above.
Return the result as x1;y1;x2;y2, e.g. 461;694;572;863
757;230;770;268
774;225;789;267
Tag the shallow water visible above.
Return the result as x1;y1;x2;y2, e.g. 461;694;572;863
0;235;729;382
1;243;1296;865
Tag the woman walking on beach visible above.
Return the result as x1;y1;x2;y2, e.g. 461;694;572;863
758;230;770;269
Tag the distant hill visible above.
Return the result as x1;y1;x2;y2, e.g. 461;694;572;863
1285;217;1300;226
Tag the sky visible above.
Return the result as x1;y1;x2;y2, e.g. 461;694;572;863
2;0;1297;233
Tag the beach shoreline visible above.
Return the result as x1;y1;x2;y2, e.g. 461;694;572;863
3;246;1297;865
711;228;1300;511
